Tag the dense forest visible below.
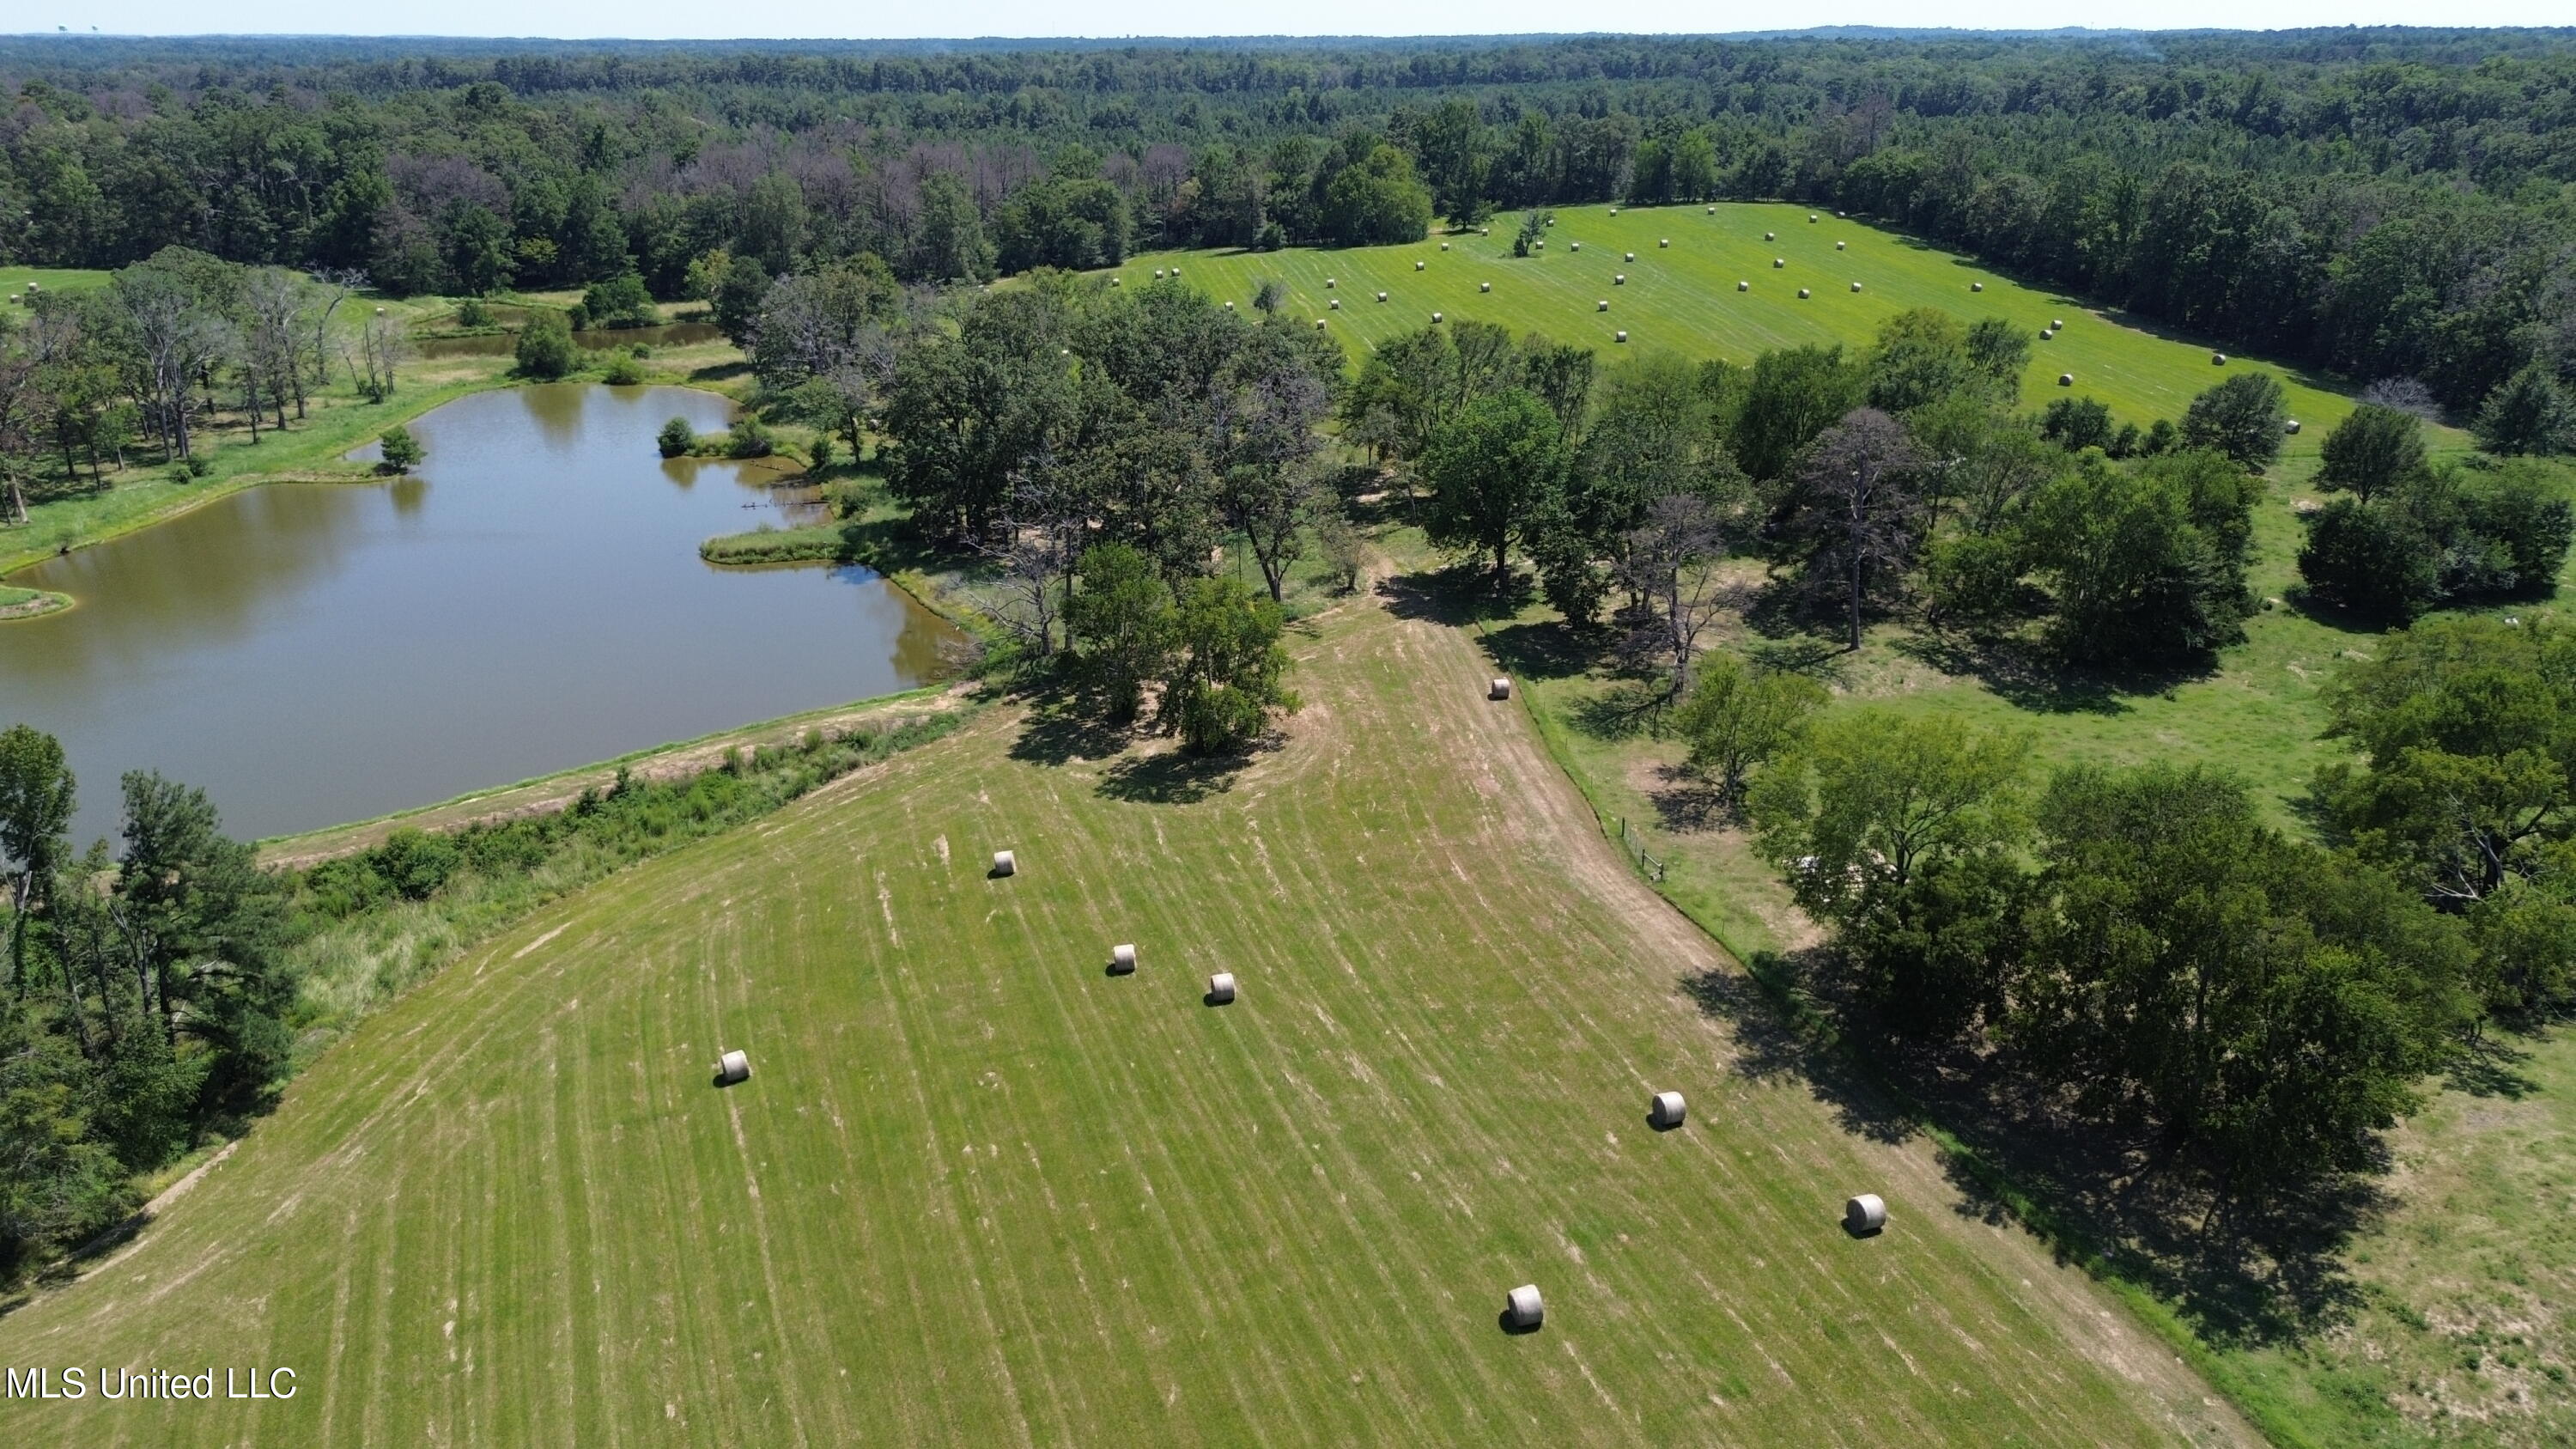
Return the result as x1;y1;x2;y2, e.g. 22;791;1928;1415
3;30;2574;433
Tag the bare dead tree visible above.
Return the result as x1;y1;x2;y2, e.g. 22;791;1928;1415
1617;492;1740;708
1794;408;1926;651
975;462;1086;660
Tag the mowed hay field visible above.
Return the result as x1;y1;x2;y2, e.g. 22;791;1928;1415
1115;202;2375;455
0;589;2254;1447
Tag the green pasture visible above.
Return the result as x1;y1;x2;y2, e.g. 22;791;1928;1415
0;265;112;304
0;591;2246;1446
1115;203;2391;456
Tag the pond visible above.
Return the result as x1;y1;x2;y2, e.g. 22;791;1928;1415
2;384;966;845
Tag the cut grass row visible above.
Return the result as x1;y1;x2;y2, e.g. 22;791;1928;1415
0;580;2253;1447
1110;202;2457;459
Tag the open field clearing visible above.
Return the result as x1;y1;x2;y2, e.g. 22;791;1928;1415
0;583;2251;1447
1115;203;2445;459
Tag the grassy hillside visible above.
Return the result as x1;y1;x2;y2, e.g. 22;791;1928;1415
0;585;2251;1446
1115;203;2412;457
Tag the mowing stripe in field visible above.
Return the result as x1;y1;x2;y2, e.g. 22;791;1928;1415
1114;202;2392;456
0;590;2254;1446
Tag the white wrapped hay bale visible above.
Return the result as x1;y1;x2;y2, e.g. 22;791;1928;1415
2058;374;2074;387
1490;678;1512;701
1570;241;1581;253
1659;238;1669;248
1480;282;1492;293
1798;289;1811;299
1598;300;1610;311
2212;351;2227;365
1737;280;1749;291
1615;274;1625;285
1431;312;1443;323
1207;972;1236;1005
1624;251;1635;262
2285;419;2302;435
1505;1283;1545;1330
714;1050;750;1087
1845;1194;1887;1233
1765;230;1776;240
1850;282;1862;292
1415;260;1426;271
991;849;1017;877
1836;240;1846;250
1971;282;1984;292
1376;291;1388;302
1649;1091;1686;1129
1111;943;1138;975
1773;258;1785;268
1615;331;1627;343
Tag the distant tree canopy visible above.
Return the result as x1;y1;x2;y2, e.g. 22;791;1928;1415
1;32;2572;431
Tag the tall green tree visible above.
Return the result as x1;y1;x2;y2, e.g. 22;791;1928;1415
1160;575;1299;755
0;724;76;998
1065;543;1176;722
2179;372;2287;470
1419;387;1567;588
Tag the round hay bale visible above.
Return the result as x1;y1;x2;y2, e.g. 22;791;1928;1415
1431;312;1443;323
1624;251;1635;262
1490;677;1512;701
2052;319;2064;329
2285;419;2303;435
1738;280;1749;291
1110;277;1122;287
2039;329;2053;340
1798;289;1811;299
1971;282;1984;292
1153;270;1164;279
1111;943;1138;974
1480;281;1492;293
1224;301;1235;309
1706;204;1716;214
1598;300;1610;311
1329;299;1340;309
1546;217;1554;226
1615;330;1628;343
1765;230;1776;240
1836;240;1846;251
1809;213;1819;222
1326;277;1335;288
1649;1090;1686;1129
1376;291;1388;302
1570;241;1581;253
1615;274;1625;285
1608;207;1619;216
1170;266;1182;277
1773;258;1785;268
991;849;1017;877
1315;319;1327;329
1505;1283;1545;1330
1850;281;1862;292
1481;228;1491;236
1206;971;1237;1005
2212;351;2227;365
1441;241;1450;251
1415;260;1426;271
1844;1194;1887;1234
2057;373;2074;387
714;1050;750;1087
1659;238;1669;248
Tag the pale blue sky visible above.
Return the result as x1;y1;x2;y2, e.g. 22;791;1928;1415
12;3;2571;40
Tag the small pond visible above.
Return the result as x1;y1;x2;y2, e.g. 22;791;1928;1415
3;383;964;844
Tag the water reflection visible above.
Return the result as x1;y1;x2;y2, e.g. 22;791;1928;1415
415;321;725;360
3;384;963;843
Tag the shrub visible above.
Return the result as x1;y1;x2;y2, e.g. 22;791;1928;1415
581;271;659;330
2180;372;2286;470
2038;395;2113;452
514;311;575;380
601;355;644;387
657;417;696;458
454;297;493;328
2318;403;2429;501
726;417;775;458
2476;362;2576;457
375;425;423;474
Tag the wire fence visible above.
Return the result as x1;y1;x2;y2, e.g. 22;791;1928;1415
1613;814;1667;883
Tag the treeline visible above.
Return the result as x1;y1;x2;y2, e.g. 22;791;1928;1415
0;715;957;1282
4;33;2573;434
0;247;409;514
1732;607;2576;1204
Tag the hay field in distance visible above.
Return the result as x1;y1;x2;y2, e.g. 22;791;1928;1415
0;586;2255;1447
1113;201;2385;454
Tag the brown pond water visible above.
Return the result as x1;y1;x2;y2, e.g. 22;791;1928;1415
2;383;964;844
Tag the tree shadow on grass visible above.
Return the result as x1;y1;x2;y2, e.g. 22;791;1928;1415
1678;953;1917;1148
1480;615;1606;685
2444;1031;2543;1100
1097;739;1275;805
1645;761;1727;833
1377;563;1534;630
1890;627;2221;718
1008;691;1138;769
